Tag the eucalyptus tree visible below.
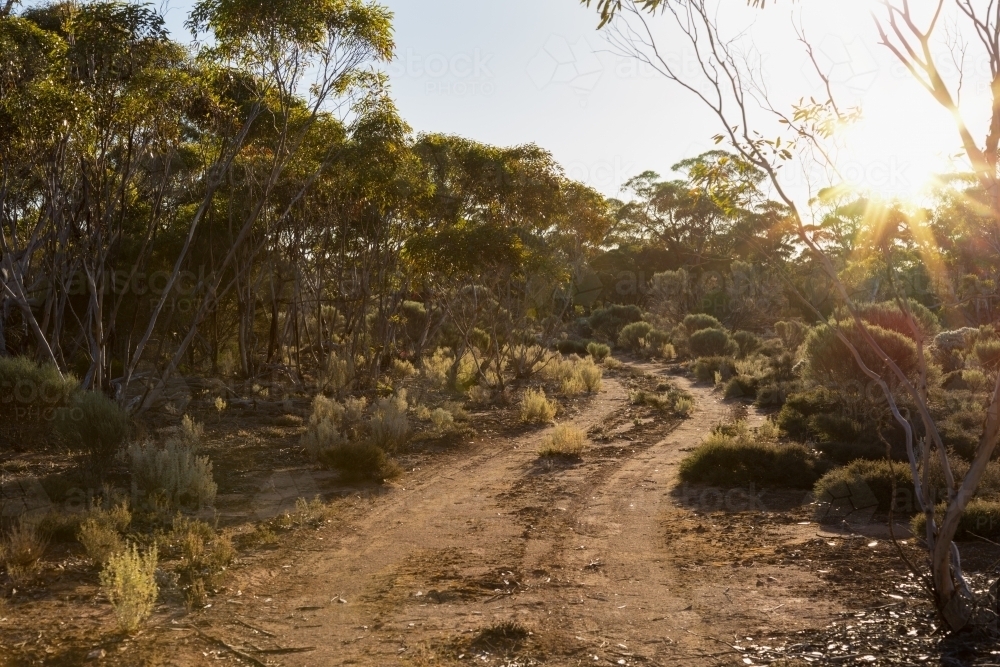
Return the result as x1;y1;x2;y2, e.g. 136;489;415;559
581;0;1000;630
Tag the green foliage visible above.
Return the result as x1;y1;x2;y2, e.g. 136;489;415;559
692;356;736;382
802;322;923;387
53;391;131;476
128;429;217;510
813;459;913;516
678;423;819;489
911;500;1000;541
683;313;723;334
689;328;738;357
617;321;653;351
586;342;611;361
841;299;941;341
557;339;591;356
588;304;643;340
974;338;1000;370
774;320;807;351
318;441;402;481
538;424;586;458
520;388;557;423
100;543;158;634
0;357;77;424
732;330;762;358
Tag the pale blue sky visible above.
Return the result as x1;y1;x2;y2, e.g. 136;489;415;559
152;0;975;204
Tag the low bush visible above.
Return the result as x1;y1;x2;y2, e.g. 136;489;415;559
318;441;402;481
732;330;762;358
589;304;643;340
100;543;158;634
724;375;759;400
617;321;653;352
0;357;78;426
692;356;736;382
587;342;611;361
911;500;1000;541
679;423;819;488
975;338;1000;370
78;518;125;567
643;328;671;355
557;339;591;356
577;359;603;393
630;386;693;416
53;390;131;478
683;313;723;334
774;320;807;351
1;519;48;583
813;459;913;516
674;396;694;417
128;430;218;510
369;391;410;452
169;516;235;609
845;299;941;340
688;329;740;357
538;424;586;458
520;388;557;423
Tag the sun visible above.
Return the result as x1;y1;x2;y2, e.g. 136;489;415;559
832;102;959;203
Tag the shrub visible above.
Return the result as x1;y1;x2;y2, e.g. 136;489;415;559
846;299;941;340
963;369;990;393
774;320;807;351
689;328;738;357
557;339;590;356
644;329;671;355
422;348;454;389
813;460;913;517
617;321;653;351
724;375;759;400
318;441;402;481
53;390;131;477
588;304;643;340
391;359;417;379
301;396;347;460
100;543;158;634
975;338;1000;370
0;356;78;425
79;518;125;567
802;322;924;388
430;407;454;432
692;356;736;382
577;359;603;393
732;330;762;358
674;396;694;417
683;313;723;334
560;373;587;396
369;392;410;452
660;343;677;360
538;424;586;458
128;437;218;510
521;388;557;423
467;384;492;404
321;350;354;394
587;342;611;361
678;425;819;488
1;519;48;583
911;500;1000;541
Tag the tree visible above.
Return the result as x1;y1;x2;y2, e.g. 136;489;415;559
582;0;1000;631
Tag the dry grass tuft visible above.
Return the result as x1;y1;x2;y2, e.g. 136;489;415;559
538;424;586;458
520;388;557;423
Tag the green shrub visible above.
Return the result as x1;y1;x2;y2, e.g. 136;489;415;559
813;459;913;516
78;518;125;567
644;328;671;353
683;313;723;334
538;424;586;458
128;433;217;510
557;339;591;356
732;330;763;358
689;328;738;358
911;500;1000;541
587;342;611;361
774;320;807;350
318;441;402;481
588;304;643;340
678;425;819;489
724;375;759;400
843;299;941;340
617;321;653;351
52;391;130;477
802;322;924;388
520;388;557;423
0;356;78;425
369;391;410;452
100;543;158;634
692;356;736;382
975;338;1000;370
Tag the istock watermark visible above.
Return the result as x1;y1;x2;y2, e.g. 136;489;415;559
678;483;770;513
388;48;496;97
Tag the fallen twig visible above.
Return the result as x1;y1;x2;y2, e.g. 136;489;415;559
186;625;268;667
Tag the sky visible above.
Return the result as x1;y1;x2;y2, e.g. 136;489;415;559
153;0;982;206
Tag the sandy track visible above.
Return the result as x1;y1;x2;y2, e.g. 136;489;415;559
199;365;835;666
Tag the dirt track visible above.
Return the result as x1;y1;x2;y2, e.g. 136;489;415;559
189;363;838;666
